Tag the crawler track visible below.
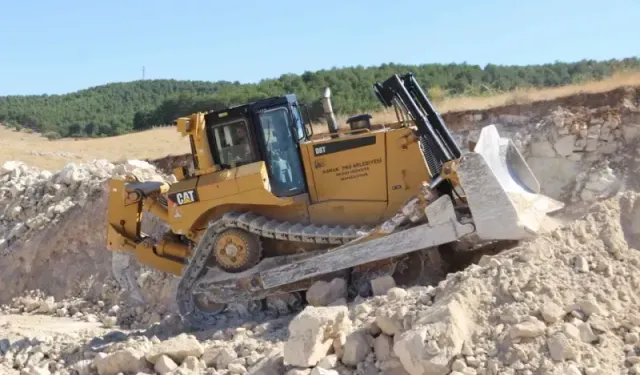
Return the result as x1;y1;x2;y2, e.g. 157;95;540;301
176;211;373;329
175;208;519;330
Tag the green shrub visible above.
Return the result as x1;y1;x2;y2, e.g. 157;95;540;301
44;131;62;140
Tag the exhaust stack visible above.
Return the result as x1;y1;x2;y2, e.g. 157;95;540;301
322;88;339;135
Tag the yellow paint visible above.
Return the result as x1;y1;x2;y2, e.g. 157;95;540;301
383;128;432;217
173;167;186;181
300;131;387;203
307;201;387;226
299;126;431;223
166;161;305;235
143;197;169;223
135;241;185;276
176;113;214;172
107;107;438;273
106;179;142;250
106;178;187;275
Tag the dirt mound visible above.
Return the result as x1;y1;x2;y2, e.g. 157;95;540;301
273;191;640;374
0;159;178;319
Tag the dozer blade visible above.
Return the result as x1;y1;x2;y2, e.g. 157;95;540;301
457;125;565;241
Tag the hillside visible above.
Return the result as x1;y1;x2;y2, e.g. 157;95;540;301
1;57;639;138
2;71;640;171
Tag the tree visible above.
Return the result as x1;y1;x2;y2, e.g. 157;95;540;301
0;57;638;138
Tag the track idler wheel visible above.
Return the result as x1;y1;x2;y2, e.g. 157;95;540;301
213;228;263;273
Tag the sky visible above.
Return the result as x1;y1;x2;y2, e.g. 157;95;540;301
0;0;638;96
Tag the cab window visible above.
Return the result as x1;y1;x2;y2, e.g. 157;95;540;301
210;119;255;167
291;104;305;141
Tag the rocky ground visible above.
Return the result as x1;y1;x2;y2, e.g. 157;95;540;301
1;88;640;375
3;192;640;375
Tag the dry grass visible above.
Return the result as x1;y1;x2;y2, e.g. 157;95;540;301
438;71;640;112
0;126;191;171
313;71;640;129
3;71;640;171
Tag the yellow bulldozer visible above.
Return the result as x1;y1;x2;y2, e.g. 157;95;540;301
106;73;563;328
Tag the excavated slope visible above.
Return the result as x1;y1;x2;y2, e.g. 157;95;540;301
0;160;179;318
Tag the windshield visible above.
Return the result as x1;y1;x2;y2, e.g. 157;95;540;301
258;107;306;196
210;119;255;167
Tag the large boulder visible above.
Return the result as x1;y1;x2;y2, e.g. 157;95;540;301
145;333;204;364
394;298;474;375
283;305;352;367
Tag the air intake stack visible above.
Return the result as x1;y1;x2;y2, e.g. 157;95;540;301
322;88;339;135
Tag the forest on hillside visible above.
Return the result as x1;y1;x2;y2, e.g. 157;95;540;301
1;57;639;138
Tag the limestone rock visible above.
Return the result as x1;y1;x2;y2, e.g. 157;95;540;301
284;305;352;367
228;363;248;374
287;370;312;375
341;331;371;367
510;317;546;339
387;287;408;301
145;333;204;364
311;367;339;375
181;356;204;372
394;299;473;375
554;135;576;157
375;306;404;336
212;347;238;370
577;322;598;343
317;354;338;369
530;140;557;157
20;365;50;375
540;301;565;324
154;355;178;375
94;348;148;375
306;278;347;307
371;276;396;296
547;332;575;361
374;334;393;361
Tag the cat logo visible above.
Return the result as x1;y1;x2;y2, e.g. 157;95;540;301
170;189;199;206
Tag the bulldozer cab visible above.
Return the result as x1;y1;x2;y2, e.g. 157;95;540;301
203;94;308;197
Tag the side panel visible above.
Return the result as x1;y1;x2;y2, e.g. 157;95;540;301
383;128;432;218
299;141;319;202
301;132;387;203
196;169;239;201
166;161;305;236
307;201;387;226
166;177;200;233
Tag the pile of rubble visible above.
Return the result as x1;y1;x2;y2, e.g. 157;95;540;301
1;287;292;375
0;159;166;254
283;191;640;375
0;159;178;318
2;192;640;375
